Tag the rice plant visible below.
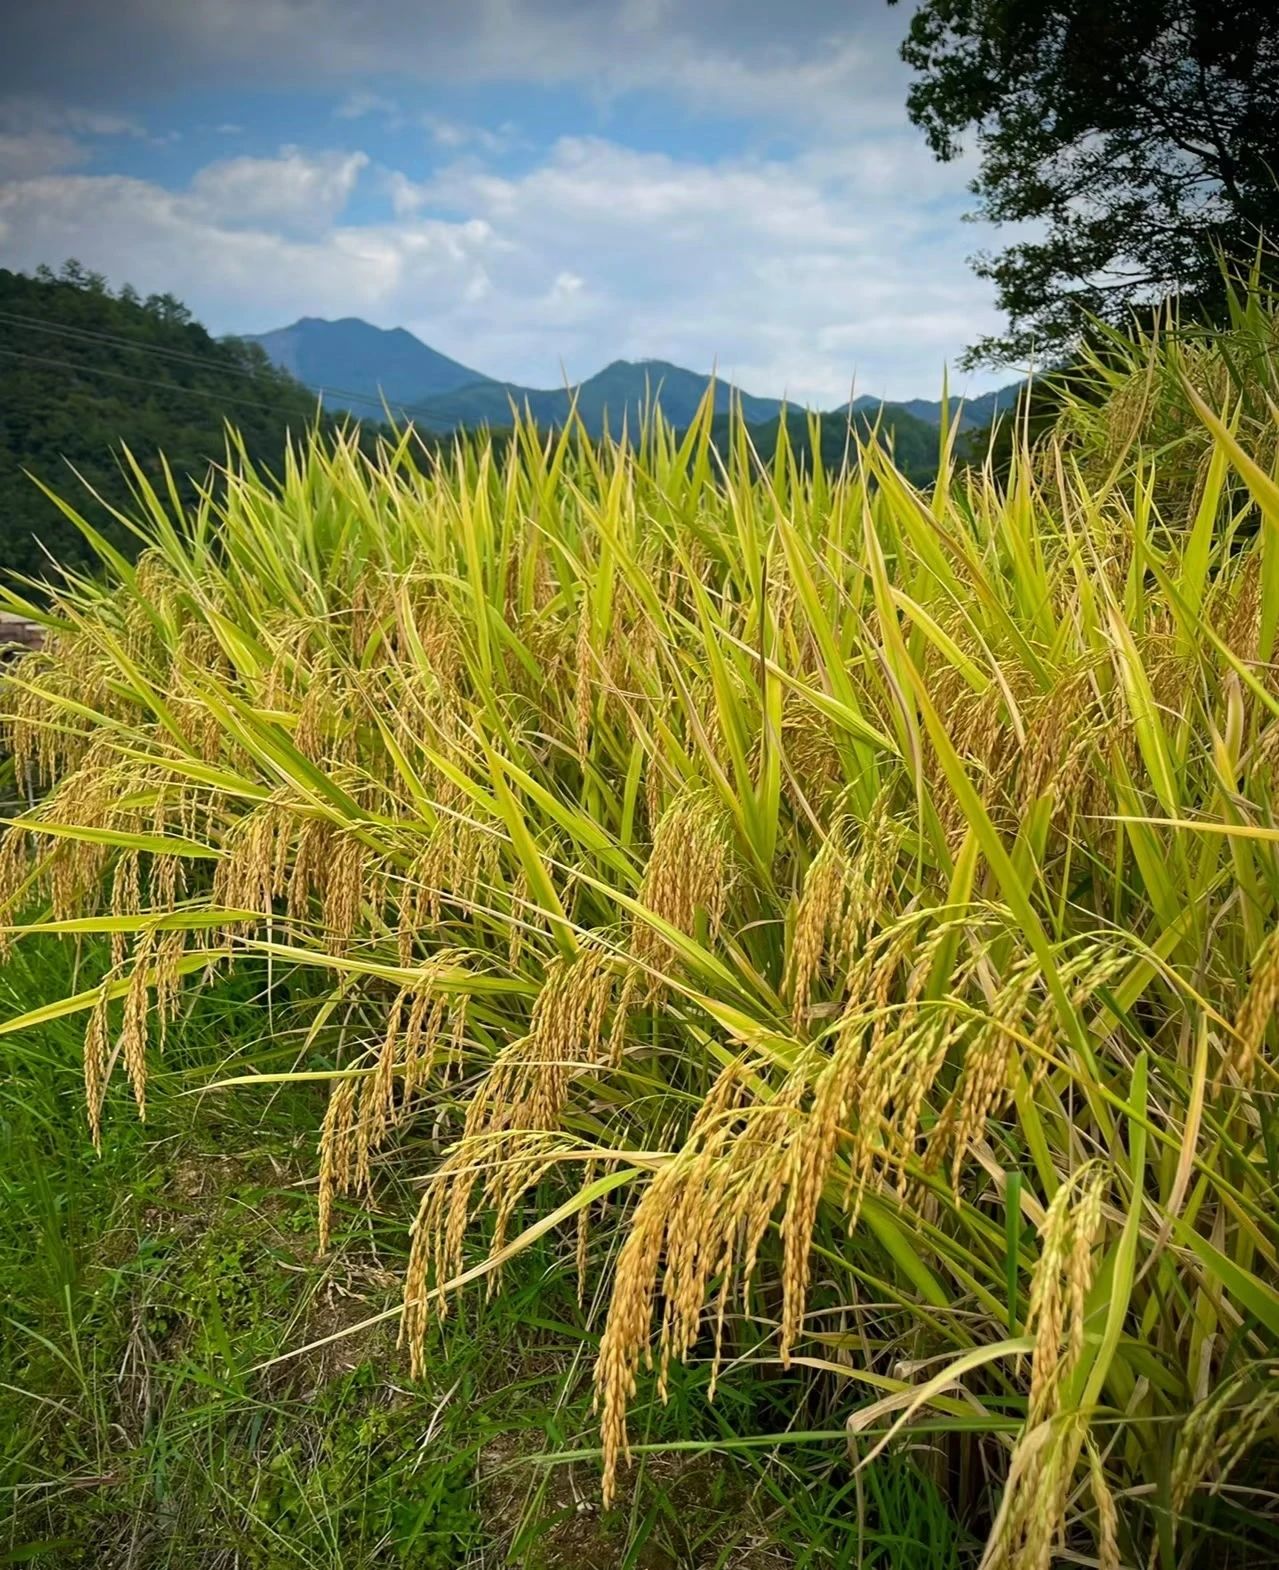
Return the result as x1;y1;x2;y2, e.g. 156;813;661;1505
2;301;1279;1568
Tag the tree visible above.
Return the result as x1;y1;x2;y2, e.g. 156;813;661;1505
0;266;397;591
893;0;1279;365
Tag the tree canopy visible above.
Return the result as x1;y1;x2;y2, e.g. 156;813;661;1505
0;263;348;590
894;0;1279;364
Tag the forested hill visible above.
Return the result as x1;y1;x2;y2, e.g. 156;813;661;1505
0;264;947;591
706;403;939;487
0;264;333;587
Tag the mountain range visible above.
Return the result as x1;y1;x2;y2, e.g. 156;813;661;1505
246;317;489;418
243;316;1025;440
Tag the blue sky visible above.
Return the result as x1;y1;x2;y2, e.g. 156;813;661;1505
0;0;1019;404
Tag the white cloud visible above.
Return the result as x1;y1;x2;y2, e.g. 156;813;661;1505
334;91;400;122
0;95;143;139
0;136;1010;402
187;147;370;237
0;157;498;343
333;93;520;157
60;107;145;138
0;96;148;179
0;131;85;180
422;116;516;155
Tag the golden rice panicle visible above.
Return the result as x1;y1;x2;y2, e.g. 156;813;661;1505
120;935;156;1122
109;849;142;971
83;983;112;1150
631;790;735;983
0;647;95;787
402;1128;568;1368
41;749;122;922
1223;549;1263;667
356;988;406;1180
463;945;615;1143
152;927;186;1047
777;1019;863;1360
786;822;852;1025
294;670;334;764
782;929;907;1285
401;985;454;1103
935;955;1039;1182
506;861;531;969
776;694;844;815
214;802;289;921
399;948;617;1349
408;814;499;933
981;1413;1084;1570
317;1074;359;1254
1086;1439;1120;1570
0;826;32;956
149;850;185;915
594;1059;762;1504
1234;928;1279;1079
322;828;366;954
288;815;332;923
595;1169;669;1502
1017;667;1093;812
351;964;466;1172
983;1165;1108;1570
1025;1164;1105;1419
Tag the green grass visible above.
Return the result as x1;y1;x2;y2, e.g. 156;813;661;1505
1;940;964;1567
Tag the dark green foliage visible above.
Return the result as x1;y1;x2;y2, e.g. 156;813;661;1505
706;403;940;486
957;372;1082;479
894;0;1279;363
0;264;340;588
864;381;1025;432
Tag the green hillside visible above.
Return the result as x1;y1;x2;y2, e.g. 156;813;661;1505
707;401;939;485
0;264;341;586
339;356;786;435
0;266;945;597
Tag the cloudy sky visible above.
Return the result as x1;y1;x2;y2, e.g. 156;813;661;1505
0;0;1018;405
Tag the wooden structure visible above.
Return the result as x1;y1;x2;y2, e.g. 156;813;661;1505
0;612;44;653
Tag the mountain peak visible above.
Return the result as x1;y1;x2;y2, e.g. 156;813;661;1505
243;313;1027;440
244;316;493;411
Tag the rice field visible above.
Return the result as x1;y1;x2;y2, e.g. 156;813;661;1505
3;295;1279;1567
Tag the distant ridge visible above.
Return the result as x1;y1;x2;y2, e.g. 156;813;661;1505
245;313;1024;443
242;316;492;419
853;382;1027;432
411;358;788;438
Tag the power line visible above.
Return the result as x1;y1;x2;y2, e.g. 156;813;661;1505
0;306;460;424
0;308;277;382
0;344;321;420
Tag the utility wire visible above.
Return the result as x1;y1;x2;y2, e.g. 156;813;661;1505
0;308;280;380
0;344;326;419
0;307;393;412
0;307;466;424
